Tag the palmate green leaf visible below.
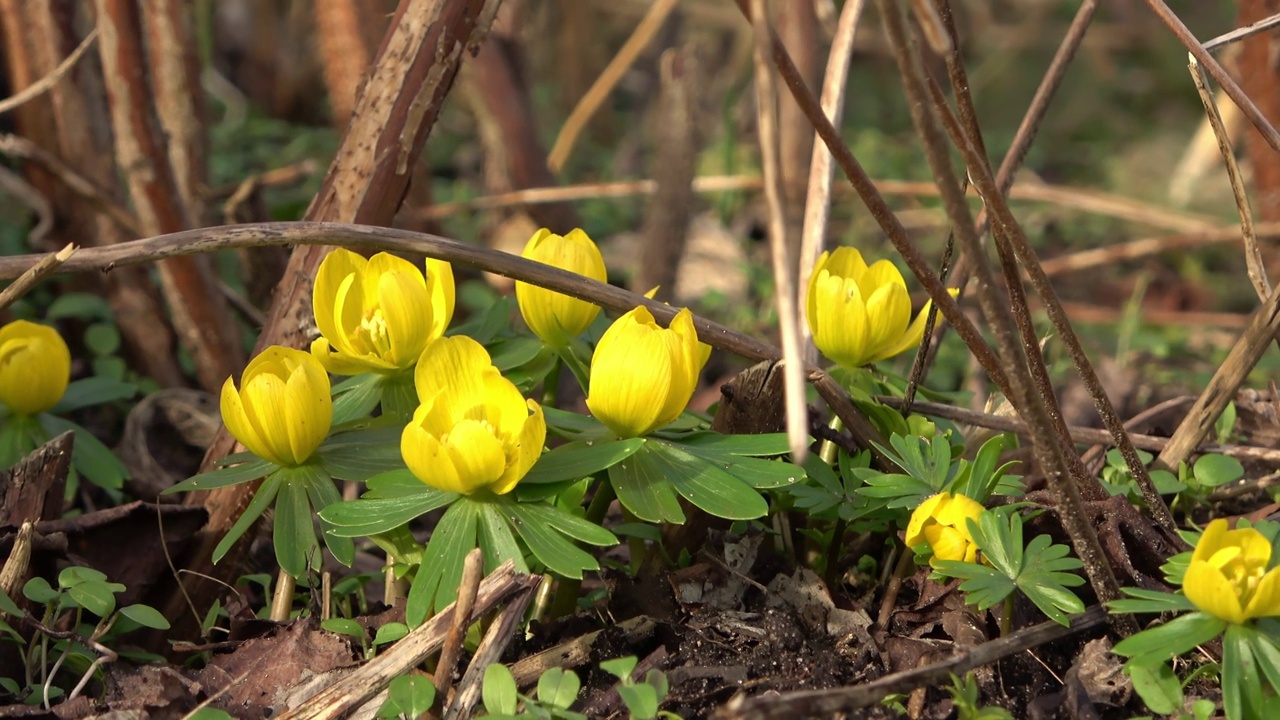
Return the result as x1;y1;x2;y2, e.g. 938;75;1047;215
275;471;318;578
52;376;137;414
490;336;544;371
648;441;768;520
679;439;807;489
522;438;646;485
407;499;480;626
854;471;933;508
451;294;512;345
298;463;354;567
608;444;685;523
166;457;275;493
505;500;608;579
40;415;128;490
876;433;954;491
476;502;526;573
510;500;615;546
1224;623;1263;720
318;425;406;481
1107;587;1197;615
933;561;1014;611
1112;612;1226;665
319;479;455;538
213;473;282;565
331;373;383;426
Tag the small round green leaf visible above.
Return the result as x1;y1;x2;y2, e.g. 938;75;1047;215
119;604;170;630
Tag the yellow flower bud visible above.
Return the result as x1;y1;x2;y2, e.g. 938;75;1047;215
906;492;987;566
0;320;70;415
1183;519;1280;624
586;306;710;438
311;248;455;375
515;228;606;347
806;247;938;369
221;346;332;467
403;336;546;495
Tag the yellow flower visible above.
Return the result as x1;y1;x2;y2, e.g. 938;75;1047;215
1183;519;1280;624
0;320;70;416
586;306;710;438
906;492;987;566
311;248;455;375
806;247;939;369
221;346;332;467
516;228;607;347
403;336;545;495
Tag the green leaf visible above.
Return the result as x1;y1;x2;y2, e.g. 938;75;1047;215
649;441;768;520
23;577;57;604
47;292;112;321
537;667;581;709
508;500;615;546
119;604;170;630
364;469;440;498
678;432;792;456
331;374;383;426
1125;662;1181;715
275;471;320;577
186;709;235;720
407;500;479;625
318;425;406;481
1193;453;1244;488
0;416;38;470
542;407;612;440
451;294;512;345
680;440;806;489
40;415;128;490
1106;588;1197;615
1246;630;1280;701
297;464;354;567
68;580;121;617
483;663;519;716
320;486;456;538
52;376;137;414
385;674;435;718
373;622;409;647
0;589;23;617
617;684;660;719
59;566;109;586
166;458;274;494
84;322;120;357
477;501;527;572
321;617;365;639
1112;612;1226;665
522;438;646;485
1224;623;1263;720
506;501;601;579
608;445;685;523
213;473;283;565
600;656;638;680
490;336;545;371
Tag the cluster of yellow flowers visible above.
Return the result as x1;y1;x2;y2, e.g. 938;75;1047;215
218;229;721;497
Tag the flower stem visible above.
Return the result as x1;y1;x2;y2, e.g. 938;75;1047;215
542;356;562;408
549;480;616;618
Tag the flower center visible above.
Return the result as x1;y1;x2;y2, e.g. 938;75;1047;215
358;308;392;356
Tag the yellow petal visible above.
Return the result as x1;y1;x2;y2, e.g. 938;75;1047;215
310;337;387;376
925;525;970;563
1193;519;1231;564
414;336;494;410
587;308;672;437
822;247;868;280
442;419;508;494
283;353;332;464
935;493;985;533
425;257;456;339
1184;559;1246;624
375;268;433;368
906;493;947;547
1245;567;1280;620
492;400;546;495
243;371;294;464
401;417;463;493
813;272;869;368
313;250;365;353
221;376;282;466
652;308;702;429
516;228;605;346
862;280;911;363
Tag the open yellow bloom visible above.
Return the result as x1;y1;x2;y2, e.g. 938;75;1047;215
807;247;937;369
311;248;454;375
221;346;332;467
0;320;70;416
906;492;987;566
404;336;545;495
516;228;607;347
1183;519;1280;624
586;306;710;438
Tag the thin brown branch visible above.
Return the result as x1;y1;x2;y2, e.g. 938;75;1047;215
748;0;809;463
0;243;75;312
0;28;97;115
